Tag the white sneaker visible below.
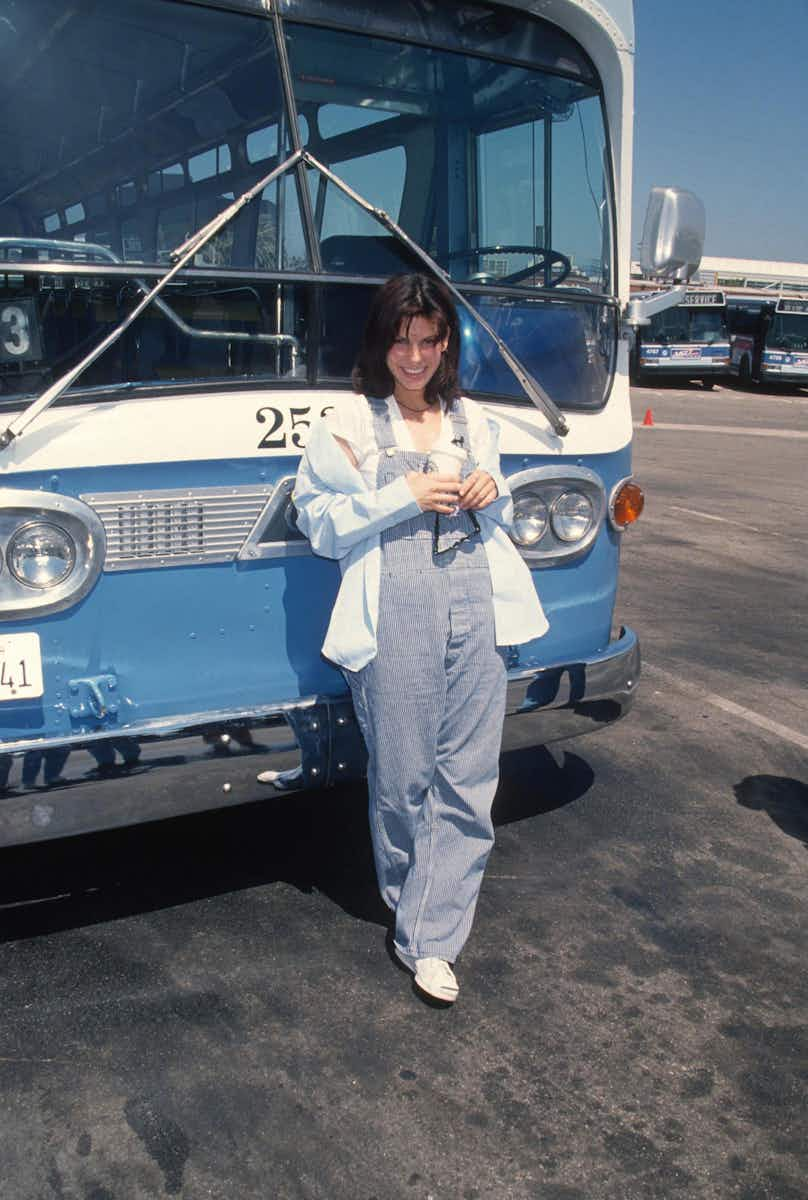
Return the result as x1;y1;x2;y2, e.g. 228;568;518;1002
415;958;459;1002
256;765;303;790
395;949;459;1003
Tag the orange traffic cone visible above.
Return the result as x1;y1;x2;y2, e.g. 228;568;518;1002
642;408;654;426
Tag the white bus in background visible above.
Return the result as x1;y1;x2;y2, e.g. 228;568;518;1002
630;289;729;389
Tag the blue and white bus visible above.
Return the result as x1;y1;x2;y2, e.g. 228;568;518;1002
729;296;808;388
0;0;698;845
631;289;730;388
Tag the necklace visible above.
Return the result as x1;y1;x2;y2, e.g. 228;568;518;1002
395;397;435;414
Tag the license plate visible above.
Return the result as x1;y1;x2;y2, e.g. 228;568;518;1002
0;633;44;701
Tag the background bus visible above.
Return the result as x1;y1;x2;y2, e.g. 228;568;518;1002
728;296;808;388
630;289;729;388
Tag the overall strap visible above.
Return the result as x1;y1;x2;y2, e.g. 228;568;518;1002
366;396;398;453
447;398;472;459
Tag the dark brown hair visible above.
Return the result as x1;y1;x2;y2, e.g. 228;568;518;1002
351;273;461;410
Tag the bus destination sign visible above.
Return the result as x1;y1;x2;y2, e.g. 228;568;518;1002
683;291;725;307
776;299;808;314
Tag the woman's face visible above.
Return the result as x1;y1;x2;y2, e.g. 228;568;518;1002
385;314;448;399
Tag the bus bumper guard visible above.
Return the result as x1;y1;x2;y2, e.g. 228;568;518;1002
0;629;639;847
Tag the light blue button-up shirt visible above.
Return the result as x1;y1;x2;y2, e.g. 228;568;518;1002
293;406;549;670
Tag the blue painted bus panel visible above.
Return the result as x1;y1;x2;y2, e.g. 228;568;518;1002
0;443;631;739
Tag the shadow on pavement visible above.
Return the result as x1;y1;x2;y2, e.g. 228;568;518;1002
632;376;722;392
495;743;593;826
0;745;591;943
734;774;808;849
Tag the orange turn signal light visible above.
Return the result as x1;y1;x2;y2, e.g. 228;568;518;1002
611;481;644;528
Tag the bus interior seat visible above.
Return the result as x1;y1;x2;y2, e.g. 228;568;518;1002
320;234;424;277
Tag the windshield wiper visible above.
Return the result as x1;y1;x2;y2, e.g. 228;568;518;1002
0;139;567;448
297;151;569;438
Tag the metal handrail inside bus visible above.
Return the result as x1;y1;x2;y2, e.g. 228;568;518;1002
0;238;300;362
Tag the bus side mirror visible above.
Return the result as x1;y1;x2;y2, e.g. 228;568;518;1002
639;186;705;281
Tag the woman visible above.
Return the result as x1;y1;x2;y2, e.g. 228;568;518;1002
294;274;547;1003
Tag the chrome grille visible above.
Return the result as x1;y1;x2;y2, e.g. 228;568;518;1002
81;486;273;571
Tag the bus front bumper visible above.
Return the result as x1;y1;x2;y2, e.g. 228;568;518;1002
761;368;808;384
504;626;639;737
0;630;639;847
640;360;728;376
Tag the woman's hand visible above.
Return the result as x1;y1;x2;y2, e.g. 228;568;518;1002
406;471;463;514
458;469;498;510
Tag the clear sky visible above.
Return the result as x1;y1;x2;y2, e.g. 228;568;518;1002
632;0;808;264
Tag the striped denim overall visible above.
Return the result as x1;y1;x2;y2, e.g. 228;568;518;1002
347;396;507;966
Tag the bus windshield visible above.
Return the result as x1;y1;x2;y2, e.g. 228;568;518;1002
0;0;616;411
647;306;728;345
766;313;808;351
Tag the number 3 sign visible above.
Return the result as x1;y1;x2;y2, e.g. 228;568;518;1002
0;299;43;363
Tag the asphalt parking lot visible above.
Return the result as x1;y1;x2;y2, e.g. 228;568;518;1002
0;382;806;1200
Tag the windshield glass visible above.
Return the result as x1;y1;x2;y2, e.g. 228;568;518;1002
766;313;808;351
646;306;728;345
285;21;611;293
0;0;615;411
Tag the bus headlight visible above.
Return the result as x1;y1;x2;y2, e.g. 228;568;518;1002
505;466;606;565
7;522;76;588
511;495;549;546
550;491;594;542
